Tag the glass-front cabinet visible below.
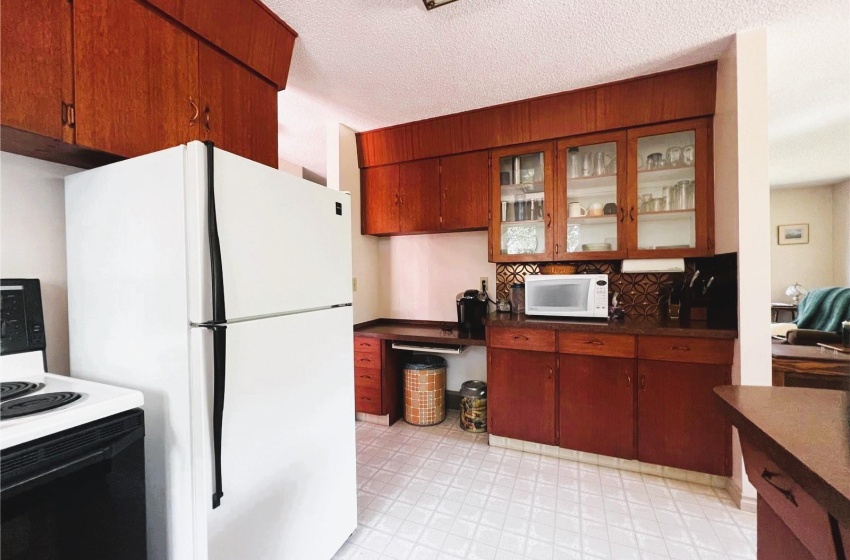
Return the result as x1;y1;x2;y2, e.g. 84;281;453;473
489;141;554;262
554;132;627;260
627;118;712;257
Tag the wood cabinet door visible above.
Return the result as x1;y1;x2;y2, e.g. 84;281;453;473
199;44;278;167
637;359;730;475
74;0;199;158
399;159;441;233
560;355;636;459
440;151;490;231
1;0;73;142
487;348;557;446
361;165;400;235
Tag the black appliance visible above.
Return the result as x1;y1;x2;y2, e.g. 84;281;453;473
456;290;488;335
0;279;147;560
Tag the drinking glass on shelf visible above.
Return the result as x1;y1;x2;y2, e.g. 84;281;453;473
646;153;663;170
666;146;682;168
685;181;696;209
568;148;581;179
582;152;594;177
682;145;695;166
514;193;526;221
593;152;606;176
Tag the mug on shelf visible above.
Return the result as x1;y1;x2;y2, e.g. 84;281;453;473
568;202;587;217
587;203;604;217
603;203;618;215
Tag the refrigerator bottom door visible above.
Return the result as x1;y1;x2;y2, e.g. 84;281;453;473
190;306;356;560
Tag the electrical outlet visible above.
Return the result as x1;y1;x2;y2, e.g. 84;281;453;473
352;278;358;292
480;277;488;294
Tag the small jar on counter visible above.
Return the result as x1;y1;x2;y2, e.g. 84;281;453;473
510;283;525;314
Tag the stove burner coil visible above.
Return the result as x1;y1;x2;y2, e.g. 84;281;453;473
1;392;82;420
0;381;43;402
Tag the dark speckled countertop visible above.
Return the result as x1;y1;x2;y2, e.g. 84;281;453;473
486;312;738;339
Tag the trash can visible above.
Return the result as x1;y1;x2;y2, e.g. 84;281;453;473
404;355;447;426
459;380;487;433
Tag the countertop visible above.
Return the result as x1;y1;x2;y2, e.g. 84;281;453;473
486;313;738;339
353;319;486;347
714;385;850;523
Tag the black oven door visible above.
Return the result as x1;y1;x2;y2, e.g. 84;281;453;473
1;409;147;560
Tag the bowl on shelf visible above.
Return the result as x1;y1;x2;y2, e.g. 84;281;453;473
581;243;611;252
539;264;577;275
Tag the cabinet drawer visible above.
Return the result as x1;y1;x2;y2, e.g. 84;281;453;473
489;328;556;352
354;367;381;389
354;351;381;369
742;439;838;560
353;336;381;355
355;385;382;415
558;332;636;358
638;336;733;365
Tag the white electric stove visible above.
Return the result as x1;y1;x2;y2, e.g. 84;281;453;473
0;350;144;449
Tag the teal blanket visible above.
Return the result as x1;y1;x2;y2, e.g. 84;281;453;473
795;287;850;333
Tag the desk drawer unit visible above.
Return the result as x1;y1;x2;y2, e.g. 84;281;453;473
638;336;733;365
489;327;556;353
559;332;636;358
354;336;383;415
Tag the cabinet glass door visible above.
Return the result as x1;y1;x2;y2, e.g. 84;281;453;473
491;142;553;261
634;129;698;251
557;133;625;259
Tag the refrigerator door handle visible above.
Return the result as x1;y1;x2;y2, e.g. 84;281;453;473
205;140;228;509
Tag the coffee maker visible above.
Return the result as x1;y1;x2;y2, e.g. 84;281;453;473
456;290;488;335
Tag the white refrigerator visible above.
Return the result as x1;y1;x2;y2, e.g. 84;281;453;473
65;142;357;560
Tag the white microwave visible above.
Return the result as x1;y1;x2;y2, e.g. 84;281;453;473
524;274;609;318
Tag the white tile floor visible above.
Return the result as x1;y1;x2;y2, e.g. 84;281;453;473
335;411;756;560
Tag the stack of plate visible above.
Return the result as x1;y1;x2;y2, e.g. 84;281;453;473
582;243;611;252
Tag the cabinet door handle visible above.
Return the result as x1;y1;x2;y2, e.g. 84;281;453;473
584;340;603;346
671;346;690;352
203;105;211;131
626;374;631;387
545;213;552;227
189;97;199;126
394;193;400;206
548;365;553;380
761;469;798;507
629;206;635;222
640;375;646;391
555;243;559;254
619;206;625;223
443;187;447;200
513;335;528;341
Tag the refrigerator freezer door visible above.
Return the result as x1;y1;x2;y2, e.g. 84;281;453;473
185;143;353;324
189;306;357;560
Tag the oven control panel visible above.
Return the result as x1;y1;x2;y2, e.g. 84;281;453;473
1;279;45;355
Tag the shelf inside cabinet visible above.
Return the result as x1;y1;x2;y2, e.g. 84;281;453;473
501;182;544;194
636;209;695;221
501;219;544;227
637;167;694;186
568;215;617;224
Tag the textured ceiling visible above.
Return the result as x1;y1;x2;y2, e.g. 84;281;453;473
266;0;849;188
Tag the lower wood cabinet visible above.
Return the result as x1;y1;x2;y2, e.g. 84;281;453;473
559;355;636;459
487;347;557;446
637;360;730;475
353;335;403;424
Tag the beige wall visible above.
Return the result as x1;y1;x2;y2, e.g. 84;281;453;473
770;186;836;300
328;123;381;325
833;180;850;286
0;152;81;374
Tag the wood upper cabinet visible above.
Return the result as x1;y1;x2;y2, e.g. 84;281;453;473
489;141;555;262
362;165;400;235
637;359;730;475
440;151;490;231
559;355;636;459
487;347;557;446
74;0;200;158
199;44;278;168
1;0;73;143
399;159;441;233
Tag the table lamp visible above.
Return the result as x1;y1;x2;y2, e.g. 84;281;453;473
785;282;807;305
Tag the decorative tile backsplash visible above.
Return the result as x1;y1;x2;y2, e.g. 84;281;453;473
496;261;697;317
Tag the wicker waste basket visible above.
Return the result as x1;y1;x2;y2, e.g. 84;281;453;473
459;380;487;433
404;355;447;426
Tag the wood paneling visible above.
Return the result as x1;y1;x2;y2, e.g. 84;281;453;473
560;355;636;459
199;43;278;167
488;328;556;353
637;360;730;475
0;127;122;169
638;335;734;365
440;151;490;231
74;0;200;158
382;343;406;425
757;497;819;560
144;0;297;88
399;159;441;233
361;165;400;235
488;348;557;446
356;62;717;168
1;0;73;142
558;332;636;358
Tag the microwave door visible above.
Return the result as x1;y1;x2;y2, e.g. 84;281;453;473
530;280;591;315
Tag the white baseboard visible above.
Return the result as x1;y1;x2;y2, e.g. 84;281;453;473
355;412;390;426
725;477;758;512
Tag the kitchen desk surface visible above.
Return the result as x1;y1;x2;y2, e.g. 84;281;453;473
714;385;850;524
486;312;738;339
353;319;486;346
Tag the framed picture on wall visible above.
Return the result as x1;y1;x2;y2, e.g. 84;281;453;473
777;223;809;245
